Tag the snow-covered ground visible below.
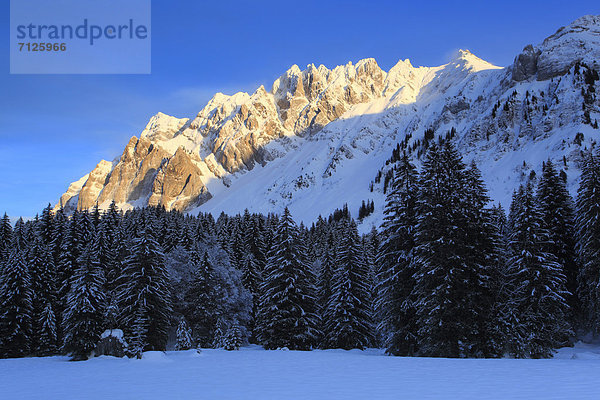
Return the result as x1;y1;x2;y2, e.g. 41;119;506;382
1;343;600;399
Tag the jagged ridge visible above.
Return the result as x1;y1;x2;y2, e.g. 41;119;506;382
56;16;600;230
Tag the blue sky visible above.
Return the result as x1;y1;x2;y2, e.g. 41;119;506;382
1;0;598;217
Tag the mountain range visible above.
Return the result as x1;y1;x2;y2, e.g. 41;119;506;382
55;15;600;230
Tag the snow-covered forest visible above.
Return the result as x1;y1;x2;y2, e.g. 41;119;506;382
1;140;600;360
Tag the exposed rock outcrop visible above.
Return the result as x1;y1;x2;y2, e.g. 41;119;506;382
55;15;600;219
512;15;600;81
512;45;541;81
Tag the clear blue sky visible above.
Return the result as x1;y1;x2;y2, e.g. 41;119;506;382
1;0;598;217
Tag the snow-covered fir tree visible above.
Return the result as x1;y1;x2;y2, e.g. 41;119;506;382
411;142;501;358
37;204;54;244
324;219;373;350
506;181;571;358
184;250;220;347
118;226;172;356
375;152;419;355
27;237;57;354
12;218;28;251
0;213;12;264
224;325;243;351
106;223;128;294
258;208;320;350
0;250;33;358
212;317;228;348
317;230;336;345
575;149;600;334
462;162;505;357
537;160;578;321
175;318;193;350
62;242;106;361
37;302;58;356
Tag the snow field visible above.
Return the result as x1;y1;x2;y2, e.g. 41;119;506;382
1;343;600;400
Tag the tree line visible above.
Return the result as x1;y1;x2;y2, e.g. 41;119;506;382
1;140;599;359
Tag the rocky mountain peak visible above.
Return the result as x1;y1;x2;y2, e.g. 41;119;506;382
55;16;600;223
513;14;600;81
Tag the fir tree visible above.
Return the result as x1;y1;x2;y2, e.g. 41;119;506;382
223;325;243;350
37;302;58;356
0;213;13;265
575;149;600;333
324;219;373;350
537;160;578;321
506;182;571;358
241;252;262;341
175;318;193;351
412;142;500;357
0;250;33;358
106;224;128;294
38;204;54;244
62;243;106;361
317;231;336;344
27;237;57;354
118;227;172;354
184;250;220;347
56;216;81;328
12;218;27;251
212;317;228;348
258;208;320;350
375;152;419;355
462;162;505;357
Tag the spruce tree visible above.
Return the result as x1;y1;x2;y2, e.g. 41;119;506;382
258;208;320;350
375;152;419;355
506;182;571;358
184;250;220;346
537;160;578;321
175;318;193;350
27;237;57;354
38;204;54;244
118;227;172;354
212;317;228;348
241;252;262;340
106;224;128;294
575;149;600;333
412;142;500;357
324;219;373;350
317;231;336;345
223;325;243;350
56;216;81;329
37;302;58;356
0;250;33;358
12;218;28;250
62;243;106;361
463;162;505;357
0;213;13;265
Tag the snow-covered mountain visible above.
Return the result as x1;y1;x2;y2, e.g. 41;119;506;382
56;15;600;230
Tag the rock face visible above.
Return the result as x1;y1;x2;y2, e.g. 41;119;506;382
148;147;211;210
512;15;600;81
56;15;600;222
512;45;542;81
57;55;430;212
57;136;211;212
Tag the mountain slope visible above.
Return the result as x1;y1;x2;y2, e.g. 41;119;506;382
56;15;600;230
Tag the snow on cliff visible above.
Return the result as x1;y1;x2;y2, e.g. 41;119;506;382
56;16;600;230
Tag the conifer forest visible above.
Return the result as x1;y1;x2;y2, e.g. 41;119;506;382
2;140;599;361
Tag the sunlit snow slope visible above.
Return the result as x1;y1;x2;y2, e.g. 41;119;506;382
56;16;600;231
